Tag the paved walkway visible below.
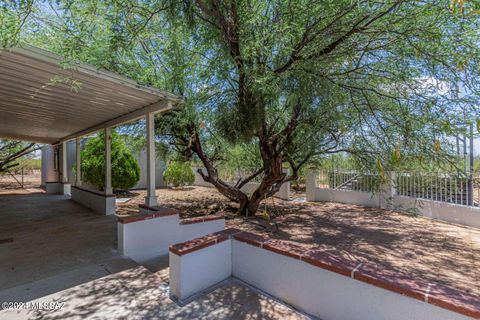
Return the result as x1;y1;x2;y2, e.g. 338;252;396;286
1;265;307;320
0;193;119;290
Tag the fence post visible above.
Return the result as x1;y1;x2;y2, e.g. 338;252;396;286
306;168;318;202
277;168;291;200
380;171;396;209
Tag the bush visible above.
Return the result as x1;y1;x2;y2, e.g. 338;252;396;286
163;161;194;187
81;130;140;190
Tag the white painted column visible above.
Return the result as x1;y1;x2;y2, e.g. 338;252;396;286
380;171;397;209
61;141;68;183
145;112;158;206
104;127;113;195
76;137;82;186
306;168;318;202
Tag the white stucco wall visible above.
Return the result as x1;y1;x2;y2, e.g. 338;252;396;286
169;236;473;320
393;195;480;229
314;188;381;208
170;240;231;302
71;186;115;215
132;149;166;189
41;145;58;186
118;215;225;262
231;240;471;320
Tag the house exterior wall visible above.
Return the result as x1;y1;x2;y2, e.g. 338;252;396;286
132;149;166;189
41;145;58;186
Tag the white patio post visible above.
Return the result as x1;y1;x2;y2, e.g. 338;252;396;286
76;137;82;186
145;112;158;207
104;127;113;195
61;141;68;183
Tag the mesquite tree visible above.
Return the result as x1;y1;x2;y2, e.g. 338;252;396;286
3;0;479;215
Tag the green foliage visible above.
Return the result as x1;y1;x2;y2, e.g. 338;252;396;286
163;161;194;187
81;130;140;190
0;139;37;173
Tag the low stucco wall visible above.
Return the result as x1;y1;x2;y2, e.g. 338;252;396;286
45;182;70;195
232;241;471;320
308;186;480;229
71;186;115;215
393;195;480;229
169;230;477;319
314;188;380;208
117;211;225;262
170;240;231;301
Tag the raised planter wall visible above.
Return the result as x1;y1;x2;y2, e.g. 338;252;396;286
169;229;479;319
117;209;224;262
71;186;115;215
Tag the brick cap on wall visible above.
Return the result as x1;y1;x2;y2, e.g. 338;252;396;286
169;228;480;319
117;206;179;224
180;214;225;225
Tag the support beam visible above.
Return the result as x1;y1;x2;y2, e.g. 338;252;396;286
61;141;68;183
60;100;175;143
105;127;113;195
76;137;82;186
145;112;158;206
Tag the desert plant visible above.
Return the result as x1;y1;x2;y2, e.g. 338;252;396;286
163;161;194;188
81;131;140;190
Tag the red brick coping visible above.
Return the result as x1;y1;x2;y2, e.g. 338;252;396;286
180;214;224;225
117;206;179;224
169;228;480;319
71;185;115;198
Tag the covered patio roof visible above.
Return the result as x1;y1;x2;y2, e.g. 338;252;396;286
0;45;183;144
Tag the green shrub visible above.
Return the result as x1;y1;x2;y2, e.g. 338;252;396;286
163;161;194;187
81;130;140;190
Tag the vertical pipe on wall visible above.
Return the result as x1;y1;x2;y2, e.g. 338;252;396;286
104;127;112;195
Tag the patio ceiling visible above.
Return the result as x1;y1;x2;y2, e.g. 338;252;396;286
0;45;183;144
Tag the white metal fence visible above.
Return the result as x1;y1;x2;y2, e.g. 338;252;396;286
395;172;477;206
315;169;479;207
316;170;380;193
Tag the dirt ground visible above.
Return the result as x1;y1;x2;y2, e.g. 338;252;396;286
117;186;480;297
0;170;44;196
0;170;41;189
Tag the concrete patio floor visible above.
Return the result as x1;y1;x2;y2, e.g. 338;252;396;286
0;192;308;319
0;264;308;320
0;192;119;290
